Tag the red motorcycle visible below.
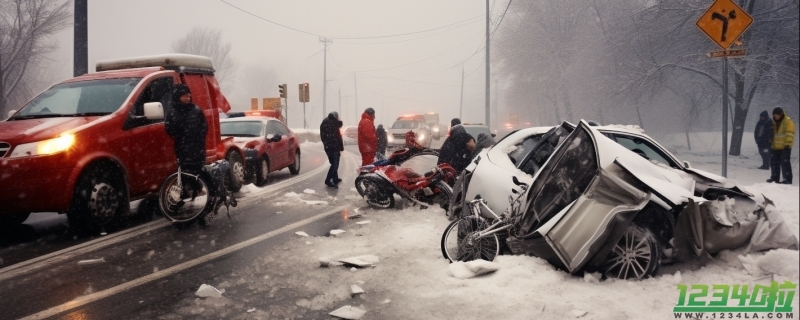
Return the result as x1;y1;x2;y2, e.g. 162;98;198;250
355;132;456;209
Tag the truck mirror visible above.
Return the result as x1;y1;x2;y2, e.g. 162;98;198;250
7;109;17;119
143;102;164;120
683;161;691;169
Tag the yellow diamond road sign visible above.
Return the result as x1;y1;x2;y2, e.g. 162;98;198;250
696;0;753;50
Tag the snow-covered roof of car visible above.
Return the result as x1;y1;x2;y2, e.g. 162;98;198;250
95;54;214;72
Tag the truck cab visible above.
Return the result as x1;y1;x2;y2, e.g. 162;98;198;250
0;54;245;234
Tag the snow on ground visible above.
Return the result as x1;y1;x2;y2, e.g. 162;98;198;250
161;134;798;320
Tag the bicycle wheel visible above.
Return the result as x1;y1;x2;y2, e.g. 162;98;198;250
158;172;213;224
440;217;499;262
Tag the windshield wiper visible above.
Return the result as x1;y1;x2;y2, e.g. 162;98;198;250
71;112;111;117
9;113;67;120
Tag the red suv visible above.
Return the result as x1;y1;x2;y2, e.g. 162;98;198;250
0;54;245;234
220;111;301;186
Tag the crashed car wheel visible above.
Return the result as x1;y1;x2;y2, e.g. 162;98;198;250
441;217;499;262
602;224;661;280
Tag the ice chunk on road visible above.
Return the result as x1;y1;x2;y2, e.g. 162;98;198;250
247;308;256;313
303;188;316;194
302;200;329;205
448;259;500;279
295;231;310;237
338;255;379;267
329;229;346;236
356;220;371;225
351;284;365;295
77;258;105;265
195;284;223;298
329;305;366;319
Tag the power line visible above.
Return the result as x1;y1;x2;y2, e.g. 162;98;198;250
332;18;484;45
491;0;513;39
219;0;484;41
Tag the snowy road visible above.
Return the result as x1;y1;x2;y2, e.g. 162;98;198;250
0;144;368;319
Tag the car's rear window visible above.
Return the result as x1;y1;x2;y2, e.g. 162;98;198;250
463;126;490;139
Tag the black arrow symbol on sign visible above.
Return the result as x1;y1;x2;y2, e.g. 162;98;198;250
711;10;737;42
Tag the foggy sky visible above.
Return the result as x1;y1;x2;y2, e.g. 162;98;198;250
50;0;506;128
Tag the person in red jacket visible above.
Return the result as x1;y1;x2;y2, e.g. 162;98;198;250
358;108;378;165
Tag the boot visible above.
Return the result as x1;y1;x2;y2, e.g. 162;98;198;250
767;178;778;183
780;180;792;184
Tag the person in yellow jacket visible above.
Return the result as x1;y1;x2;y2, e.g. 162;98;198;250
767;107;794;184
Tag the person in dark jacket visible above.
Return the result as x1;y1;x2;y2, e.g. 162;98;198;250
451;118;461;127
358;108;378;165
754;110;773;170
437;124;476;173
165;84;208;176
320;111;344;187
376;124;388;156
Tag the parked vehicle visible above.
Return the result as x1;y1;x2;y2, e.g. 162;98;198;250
461;123;494;140
355;134;455;208
445;121;796;280
387;115;433;149
220;111;301;186
422;112;445;140
0;54;245;234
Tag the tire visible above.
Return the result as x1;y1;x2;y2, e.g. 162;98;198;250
0;212;31;228
158;172;214;225
226;151;244;192
256;157;271;186
288;150;301;175
601;224;662;280
435;181;453;211
67;164;128;236
441;217;499;262
355;174;395;209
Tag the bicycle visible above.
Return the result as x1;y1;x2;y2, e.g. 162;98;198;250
440;176;528;262
158;161;237;228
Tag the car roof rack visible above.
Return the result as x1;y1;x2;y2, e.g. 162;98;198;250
95;54;215;72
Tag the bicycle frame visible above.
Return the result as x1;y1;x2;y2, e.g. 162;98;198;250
467;181;528;241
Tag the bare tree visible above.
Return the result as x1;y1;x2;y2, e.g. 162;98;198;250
172;27;237;89
0;0;71;116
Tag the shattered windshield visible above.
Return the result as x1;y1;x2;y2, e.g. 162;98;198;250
11;78;141;120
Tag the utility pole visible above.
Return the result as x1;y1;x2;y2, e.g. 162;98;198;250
721;57;729;177
74;0;88;76
459;64;464;120
485;0;491;128
494;79;498;129
320;37;332;119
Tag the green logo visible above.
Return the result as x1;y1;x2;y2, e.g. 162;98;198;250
674;281;797;313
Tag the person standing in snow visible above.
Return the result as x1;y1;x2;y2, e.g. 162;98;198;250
358;108;378;166
754;110;773;170
437;124;476;173
768;107;795;184
320;111;344;188
165;84;207;176
376;124;388;156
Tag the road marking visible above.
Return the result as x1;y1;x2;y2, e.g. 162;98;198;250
20;205;348;320
0;147;329;282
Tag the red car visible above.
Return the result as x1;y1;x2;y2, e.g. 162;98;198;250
0;54;245;234
220;111;301;186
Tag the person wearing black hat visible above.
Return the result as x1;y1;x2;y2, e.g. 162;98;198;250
320;111;343;187
768;107;794;184
165;84;208;176
357;108;378;165
450;118;461;127
754;110;773;170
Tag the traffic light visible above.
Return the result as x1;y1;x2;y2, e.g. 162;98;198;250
279;84;287;98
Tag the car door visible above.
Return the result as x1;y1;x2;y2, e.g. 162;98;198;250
122;76;176;195
265;121;289;168
274;121;296;165
516;122;651;274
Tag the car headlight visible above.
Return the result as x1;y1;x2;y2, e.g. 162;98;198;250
432;127;439;133
417;133;425;141
9;134;75;158
387;134;394;142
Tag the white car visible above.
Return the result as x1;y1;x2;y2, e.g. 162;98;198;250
448;121;796;279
